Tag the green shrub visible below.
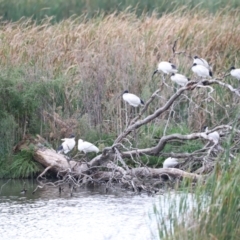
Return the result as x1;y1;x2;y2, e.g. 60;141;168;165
9;149;43;178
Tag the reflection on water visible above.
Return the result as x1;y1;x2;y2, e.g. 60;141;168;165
0;179;160;240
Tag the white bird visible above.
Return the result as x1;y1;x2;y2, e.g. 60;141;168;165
229;66;240;80
152;61;178;77
203;126;220;145
163;157;179;168
122;90;144;107
57;134;76;154
193;56;210;69
78;139;99;154
192;63;212;78
170;73;190;86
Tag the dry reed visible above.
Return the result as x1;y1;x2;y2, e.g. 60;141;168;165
0;9;240;139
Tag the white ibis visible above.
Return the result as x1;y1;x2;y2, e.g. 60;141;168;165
203;126;220;145
192;63;212;78
229;66;240;80
170;73;190;86
122;90;144;107
152;61;178;77
193;56;210;69
163;157;179;168
57;134;76;154
78;139;99;154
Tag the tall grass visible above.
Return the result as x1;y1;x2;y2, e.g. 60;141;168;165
153;156;240;239
0;9;240;176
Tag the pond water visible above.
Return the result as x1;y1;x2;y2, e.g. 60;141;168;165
0;179;161;240
0;179;195;240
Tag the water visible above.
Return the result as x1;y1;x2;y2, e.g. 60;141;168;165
0;180;160;240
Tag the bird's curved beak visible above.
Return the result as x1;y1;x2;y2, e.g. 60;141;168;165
152;69;158;79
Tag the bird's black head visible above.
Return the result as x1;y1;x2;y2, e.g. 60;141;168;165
230;66;235;70
123;90;129;94
194;56;199;59
69;134;75;138
171;73;175;76
192;63;197;67
202;126;208;132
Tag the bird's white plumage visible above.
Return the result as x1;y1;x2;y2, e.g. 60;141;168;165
208;131;220;144
122;92;144;107
192;63;212;78
163;157;179;168
58;138;76;154
170;73;189;86
203;127;220;144
157;61;178;75
230;67;240;80
193;56;210;69
78;139;99;154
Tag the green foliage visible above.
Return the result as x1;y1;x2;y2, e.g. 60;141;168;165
9;149;42;178
0;68;68;178
0;0;239;22
0;114;17;156
0;68;66;149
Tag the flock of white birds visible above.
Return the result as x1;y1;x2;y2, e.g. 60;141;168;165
123;56;240;108
57;135;99;159
57;56;240;168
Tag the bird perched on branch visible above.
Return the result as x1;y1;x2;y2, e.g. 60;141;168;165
152;61;178;77
202;126;220;145
229;66;240;81
122;90;144;107
163;157;179;168
57;134;76;154
193;56;211;69
191;63;212;78
170;73;190;86
78;139;99;154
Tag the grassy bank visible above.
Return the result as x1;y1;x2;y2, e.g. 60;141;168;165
153;155;240;239
0;9;240;177
0;0;240;22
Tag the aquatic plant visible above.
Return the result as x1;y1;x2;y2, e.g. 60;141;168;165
153;155;240;239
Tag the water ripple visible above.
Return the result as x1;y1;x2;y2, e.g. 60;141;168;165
0;182;158;240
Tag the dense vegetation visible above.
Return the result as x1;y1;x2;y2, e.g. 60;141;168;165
0;8;240;177
0;3;239;239
0;0;240;22
154;158;240;239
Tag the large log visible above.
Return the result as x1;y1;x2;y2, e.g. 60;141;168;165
15;135;202;185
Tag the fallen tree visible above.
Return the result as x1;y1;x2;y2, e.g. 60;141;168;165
14;72;239;195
